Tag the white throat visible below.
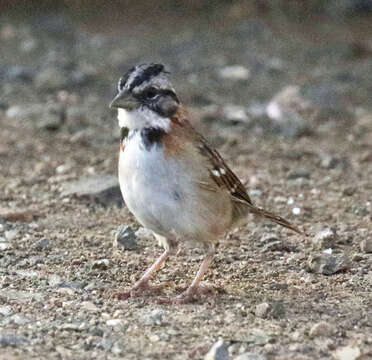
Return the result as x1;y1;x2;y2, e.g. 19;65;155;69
117;108;170;131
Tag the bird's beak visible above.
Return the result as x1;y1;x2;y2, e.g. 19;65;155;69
109;90;138;110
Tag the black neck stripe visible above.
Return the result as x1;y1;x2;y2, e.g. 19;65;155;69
140;127;166;150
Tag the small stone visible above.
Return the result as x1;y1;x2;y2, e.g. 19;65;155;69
34;239;51;251
255;301;285;319
205;340;229;360
81;301;99;312
309;321;334;338
223;105;250;124
113;225;138;250
10;314;30;325
106;319;123;327
91;259;110;270
266;85;312;137
307;254;351;275
0;306;12;317
60;323;83;332
234;353;266;360
142;309;166;326
287;168;310;180
5;229;19;241
0;208;37;222
320;154;339;169
219;65;250;80
0;240;10;251
360;238;372;253
352;253;363;262
0;334;28;347
333;346;361;360
37;103;65;131
343;187;356;196
255;302;270;318
312;228;337;250
48;274;62;287
61;175;122;207
261;241;283;252
260;233;279;244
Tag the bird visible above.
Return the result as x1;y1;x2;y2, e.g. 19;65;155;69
110;63;306;303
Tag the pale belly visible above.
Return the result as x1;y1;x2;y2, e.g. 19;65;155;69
118;135;232;243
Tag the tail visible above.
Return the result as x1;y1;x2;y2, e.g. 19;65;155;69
247;203;307;236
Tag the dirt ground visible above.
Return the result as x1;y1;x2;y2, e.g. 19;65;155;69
0;3;371;360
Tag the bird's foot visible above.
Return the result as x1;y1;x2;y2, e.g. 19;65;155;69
157;283;216;304
112;281;167;300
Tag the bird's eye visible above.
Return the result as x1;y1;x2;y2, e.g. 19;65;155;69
144;87;158;99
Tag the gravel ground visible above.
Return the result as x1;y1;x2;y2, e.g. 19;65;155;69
0;3;372;360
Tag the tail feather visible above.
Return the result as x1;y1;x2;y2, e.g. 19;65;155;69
247;204;307;236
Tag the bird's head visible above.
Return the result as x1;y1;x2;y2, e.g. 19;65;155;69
110;63;180;130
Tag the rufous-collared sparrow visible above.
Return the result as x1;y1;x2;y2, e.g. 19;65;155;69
110;63;305;303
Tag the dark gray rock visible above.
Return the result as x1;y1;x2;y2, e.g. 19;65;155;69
113;225;138;250
360;238;372;253
34;238;51;251
312;228;337;250
0;334;28;347
307;254;351;275
205;340;229;360
37;103;66;131
287;167;310;180
91;259;110;271
61;175;122;207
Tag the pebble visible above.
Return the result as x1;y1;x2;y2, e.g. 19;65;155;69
255;301;285;319
266;85;311;137
81;301;99;312
5;229;19;241
0;240;10;251
0;334;28;347
61;175;122;207
223;105;250;124
219;65;250;80
307;254;351;275
309;321;334;338
205;340;229;360
91;259;110;270
260;233;279;244
34;239;51;251
234;353;266;360
142;309;166;326
360;238;372;253
37;103;65;131
0;306;12;317
312;228;337;250
48;274;62;287
320;154;339;169
333;346;361;360
287;168;310;180
113;225;138;250
342;186;356;196
255;302;270;318
106;319;123;327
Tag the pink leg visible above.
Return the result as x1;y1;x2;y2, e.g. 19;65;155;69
116;249;169;300
157;250;215;304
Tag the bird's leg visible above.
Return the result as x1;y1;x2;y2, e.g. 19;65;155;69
175;249;215;304
115;249;169;300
